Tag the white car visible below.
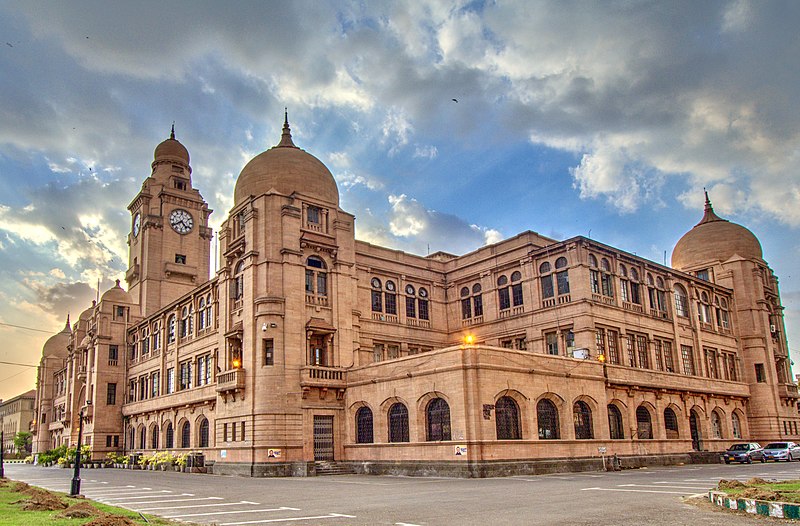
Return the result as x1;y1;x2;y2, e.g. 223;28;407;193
760;442;800;462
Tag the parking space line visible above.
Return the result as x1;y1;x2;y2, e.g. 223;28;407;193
221;514;356;525
118;496;224;508
581;487;689;494
164;507;300;519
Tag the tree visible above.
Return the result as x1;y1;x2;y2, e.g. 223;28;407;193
13;431;32;455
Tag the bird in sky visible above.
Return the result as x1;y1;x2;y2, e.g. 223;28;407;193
451;98;458;103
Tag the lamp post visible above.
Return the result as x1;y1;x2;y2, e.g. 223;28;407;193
69;401;90;496
1;430;5;478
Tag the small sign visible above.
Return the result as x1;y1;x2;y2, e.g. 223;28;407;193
454;445;467;456
220;449;227;458
268;448;282;459
598;447;607;454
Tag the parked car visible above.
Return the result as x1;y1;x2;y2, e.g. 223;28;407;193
723;442;763;464
760;442;800;462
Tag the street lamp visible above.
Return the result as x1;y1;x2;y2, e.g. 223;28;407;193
1;429;5;479
69;400;91;496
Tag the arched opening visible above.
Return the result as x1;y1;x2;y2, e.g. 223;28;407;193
495;396;521;440
199;418;210;447
573;401;593;439
426;398;451;441
388;403;409;443
636;406;653;439
181;421;191;448
356;407;374;444
690;410;702;450
607;405;624;439
165;422;174;449
664;408;679;439
537;399;560;439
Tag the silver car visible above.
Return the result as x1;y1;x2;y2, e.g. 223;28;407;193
760;442;800;462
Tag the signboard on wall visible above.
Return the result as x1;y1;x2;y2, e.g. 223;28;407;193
454;445;467;456
220;450;227;458
268;448;282;459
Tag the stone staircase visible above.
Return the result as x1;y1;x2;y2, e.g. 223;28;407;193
314;461;356;476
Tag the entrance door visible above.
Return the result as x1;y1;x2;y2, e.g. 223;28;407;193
690;411;702;451
313;415;334;461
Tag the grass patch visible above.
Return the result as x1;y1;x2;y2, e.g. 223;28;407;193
0;477;185;525
717;478;800;503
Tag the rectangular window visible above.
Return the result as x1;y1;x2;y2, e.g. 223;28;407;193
545;332;559;355
387;345;399;359
179;361;193;390
385;293;397;315
541;275;554;298
681;345;695;376
601;274;614;297
755;363;766;382
151;372;159;397
630;282;641;304
516;337;527;350
501;339;513;349
139;376;147;400
461;298;472;319
128;380;136;402
305;270;314;294
223;423;228;442
232;422;237;441
511;284;523;307
696;269;710;281
307;205;320;224
653;340;663;371
106;383;116;405
620;280;629;302
371;290;382;312
197;355;207;386
106;435;112;447
241;421;246;441
373;343;384;363
627;335;637;367
636;335;649;369
705;348;718;379
498;288;511;310
418;299;429;320
109;345;118;362
114;435;119;447
175;254;186;264
556;271;570;295
406;296;416;318
596;328;605;358
317;272;327;296
264;339;274;366
473;295;483;317
565;329;575;353
663;341;675;373
607;329;619;364
590;270;600;294
167;367;175;394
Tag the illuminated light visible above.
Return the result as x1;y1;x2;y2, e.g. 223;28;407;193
464;334;475;345
232;359;241;368
597;354;606;363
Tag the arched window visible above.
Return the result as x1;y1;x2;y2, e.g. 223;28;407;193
462;284;483;319
554;258;570;295
128;426;135;449
188;305;194;335
628;268;641;305
139;426;146;449
715;296;731;330
698;291;712;324
711;411;723;439
608;405;624;439
151;426;159;449
180;306;189;337
674;284;689;317
388;403;409;443
510;271;523;307
573;401;593;439
460;287;472;319
497;275;510;311
588;254;598;268
495;396;521;440
305;256;328;298
537;399;560;439
168;314;176;343
233;261;244;300
636;406;653;439
199;418;209;447
165;423;174;449
205;293;213;328
418;287;429;321
664;408;679;439
181;421;191;448
371;278;382;312
540;261;554;299
732;412;742;439
426;398;451;441
384;280;397;315
405;285;417;319
356;407;374;444
601;258;611;272
151;321;160;350
198;298;206;330
141;327;149;355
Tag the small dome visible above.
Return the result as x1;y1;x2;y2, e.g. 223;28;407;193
233;113;339;206
154;125;190;165
101;279;132;304
78;304;94;321
79;334;92;348
42;317;71;358
672;194;763;270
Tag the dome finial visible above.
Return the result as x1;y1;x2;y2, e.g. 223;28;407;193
170;122;175;140
277;108;296;148
699;188;724;225
65;314;70;329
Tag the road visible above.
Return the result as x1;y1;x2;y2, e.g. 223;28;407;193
5;461;799;525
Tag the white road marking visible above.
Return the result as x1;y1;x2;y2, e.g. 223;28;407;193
119;496;224;507
221;513;356;525
581;487;691;494
396;523;423;526
619;484;712;490
165;507;300;518
138;499;239;511
99;492;188;502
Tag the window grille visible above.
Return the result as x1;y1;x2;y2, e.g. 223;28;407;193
151;426;159;449
573;401;593;439
139;427;146;449
607;405;624;439
711;411;723;439
732;413;742;439
199;419;210;447
388;403;409;442
664;408;679;439
681;345;694;375
495;397;521;439
165;423;174;449
537;399;560;439
426;398;452;441
181;422;191;448
356;407;374;444
636;406;653;439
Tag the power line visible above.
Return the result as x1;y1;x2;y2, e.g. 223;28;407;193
0;361;40;368
0;321;59;334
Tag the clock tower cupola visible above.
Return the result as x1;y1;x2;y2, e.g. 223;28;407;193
126;126;213;316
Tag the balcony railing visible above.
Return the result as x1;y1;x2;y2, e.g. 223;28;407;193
461;316;483;327
405;318;431;328
216;368;245;393
371;313;398;323
622;301;644;313
301;366;346;389
306;294;329;307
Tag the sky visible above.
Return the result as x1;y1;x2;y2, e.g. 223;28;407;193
1;1;799;402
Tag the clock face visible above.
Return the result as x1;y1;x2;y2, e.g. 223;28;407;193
169;209;194;234
132;213;141;237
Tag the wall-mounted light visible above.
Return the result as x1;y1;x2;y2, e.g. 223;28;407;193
262;323;268;332
464;334;475;345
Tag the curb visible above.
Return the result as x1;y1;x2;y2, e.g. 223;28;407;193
709;490;800;519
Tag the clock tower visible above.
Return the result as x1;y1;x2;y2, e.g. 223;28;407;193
126;127;213;316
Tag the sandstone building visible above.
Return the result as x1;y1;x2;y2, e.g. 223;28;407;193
1;389;36;455
32;115;798;476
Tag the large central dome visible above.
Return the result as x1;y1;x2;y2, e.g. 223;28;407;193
671;194;762;270
233;114;339;206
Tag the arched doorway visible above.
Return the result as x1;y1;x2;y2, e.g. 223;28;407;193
690;410;702;451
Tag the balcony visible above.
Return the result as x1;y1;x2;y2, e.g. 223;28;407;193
592;293;616;306
216;368;245;393
461;316;483;327
622;301;644;313
300;365;346;390
780;383;800;400
371;312;398;323
306;294;329;307
406;318;431;328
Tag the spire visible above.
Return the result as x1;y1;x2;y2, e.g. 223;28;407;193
170;122;175;140
64;314;71;331
698;188;725;225
277;108;296;148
